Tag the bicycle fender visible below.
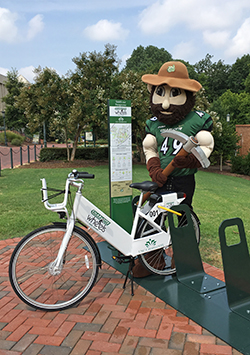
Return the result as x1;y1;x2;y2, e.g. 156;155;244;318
52;222;102;268
189;210;200;225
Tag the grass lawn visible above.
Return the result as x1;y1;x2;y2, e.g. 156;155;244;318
0;164;249;269
194;170;250;268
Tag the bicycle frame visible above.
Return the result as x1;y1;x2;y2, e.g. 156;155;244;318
41;175;185;264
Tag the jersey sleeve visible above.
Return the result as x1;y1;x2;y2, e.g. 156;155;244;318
201;112;213;132
145;117;157;136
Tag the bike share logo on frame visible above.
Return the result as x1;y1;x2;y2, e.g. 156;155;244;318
145;239;157;248
138;238;163;254
87;210;111;233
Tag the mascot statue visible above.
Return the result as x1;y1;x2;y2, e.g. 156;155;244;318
133;61;214;277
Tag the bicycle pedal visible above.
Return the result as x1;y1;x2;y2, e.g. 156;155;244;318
112;255;131;264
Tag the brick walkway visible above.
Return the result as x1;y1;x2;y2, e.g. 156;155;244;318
0;234;243;355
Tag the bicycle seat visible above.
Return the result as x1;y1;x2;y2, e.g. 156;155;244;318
130;181;158;193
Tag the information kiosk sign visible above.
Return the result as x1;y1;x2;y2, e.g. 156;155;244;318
108;99;133;232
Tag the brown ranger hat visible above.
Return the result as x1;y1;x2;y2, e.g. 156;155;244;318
142;61;202;93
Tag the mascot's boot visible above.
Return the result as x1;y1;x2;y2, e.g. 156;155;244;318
132;250;166;278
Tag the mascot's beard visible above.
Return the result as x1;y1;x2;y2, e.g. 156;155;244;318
150;90;195;126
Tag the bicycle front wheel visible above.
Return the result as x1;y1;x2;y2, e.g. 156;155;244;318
137;209;200;276
9;224;100;311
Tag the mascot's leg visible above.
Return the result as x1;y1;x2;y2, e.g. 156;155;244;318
132;175;196;278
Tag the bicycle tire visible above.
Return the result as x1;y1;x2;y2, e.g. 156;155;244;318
9;224;100;311
137;209;200;276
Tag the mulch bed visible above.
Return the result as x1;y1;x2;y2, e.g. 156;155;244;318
199;165;250;181
18;159;109;169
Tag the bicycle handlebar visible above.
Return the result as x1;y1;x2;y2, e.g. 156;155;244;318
71;170;95;179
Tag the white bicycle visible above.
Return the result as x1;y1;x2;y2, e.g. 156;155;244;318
9;170;200;311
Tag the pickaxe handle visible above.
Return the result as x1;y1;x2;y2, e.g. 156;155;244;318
141;148;189;204
141;137;198;204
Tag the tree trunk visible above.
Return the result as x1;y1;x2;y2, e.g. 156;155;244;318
64;128;70;161
70;125;82;161
220;153;223;171
138;145;146;164
135;131;146;164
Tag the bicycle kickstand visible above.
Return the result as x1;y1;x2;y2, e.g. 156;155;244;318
123;257;135;296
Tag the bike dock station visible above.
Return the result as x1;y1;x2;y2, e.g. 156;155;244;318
98;204;250;354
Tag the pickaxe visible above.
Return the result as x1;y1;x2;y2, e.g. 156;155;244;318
142;129;210;203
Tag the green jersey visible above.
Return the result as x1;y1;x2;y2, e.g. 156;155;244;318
145;110;213;177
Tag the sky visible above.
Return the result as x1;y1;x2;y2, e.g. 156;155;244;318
1;0;250;82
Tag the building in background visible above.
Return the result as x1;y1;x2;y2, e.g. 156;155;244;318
0;74;8;112
0;73;29;112
236;125;250;156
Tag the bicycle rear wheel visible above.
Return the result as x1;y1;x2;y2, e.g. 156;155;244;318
9;224;100;311
137;209;200;276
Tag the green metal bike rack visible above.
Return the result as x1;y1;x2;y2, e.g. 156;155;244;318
168;204;225;294
98;205;250;354
219;217;250;321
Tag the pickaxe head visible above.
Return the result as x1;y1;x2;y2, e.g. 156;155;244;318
161;129;210;168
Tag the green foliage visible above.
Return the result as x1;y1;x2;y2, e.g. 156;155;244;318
114;69;151;163
67;44;120;160
96;139;108;145
228;54;250;93
5;46;250;170
39;147;108;162
231;151;250;175
2;69;27;130
0;130;25;145
0;134;5;145
125;45;172;73
194;54;231;101
212;90;250;125
212;121;240;161
11;138;23;146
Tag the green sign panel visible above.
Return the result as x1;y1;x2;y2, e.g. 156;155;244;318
108;99;133;233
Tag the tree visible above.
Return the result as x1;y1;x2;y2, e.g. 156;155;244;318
2;69;27;130
44;74;73;160
17;67;73;158
194;87;211;112
194;54;230;102
125;45;172;73
114;70;151;163
212;89;250;125
228;54;250;94
68;44;119;160
193;86;239;169
212;118;240;169
244;71;250;93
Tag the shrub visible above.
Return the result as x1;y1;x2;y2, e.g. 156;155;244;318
11;138;23;146
0;131;25;145
39;147;109;162
231;151;250;176
0;133;5;145
96;139;108;145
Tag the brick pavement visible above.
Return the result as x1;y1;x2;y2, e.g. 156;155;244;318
0;235;244;355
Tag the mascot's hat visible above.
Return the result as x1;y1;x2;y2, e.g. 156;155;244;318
142;61;202;92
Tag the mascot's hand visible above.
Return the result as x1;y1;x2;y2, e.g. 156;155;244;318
172;154;201;169
147;157;168;187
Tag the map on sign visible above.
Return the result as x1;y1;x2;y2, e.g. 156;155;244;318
110;124;131;147
110;123;132;183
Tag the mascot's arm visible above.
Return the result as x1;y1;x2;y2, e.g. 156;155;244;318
172;130;214;169
143;134;168;187
195;130;214;158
